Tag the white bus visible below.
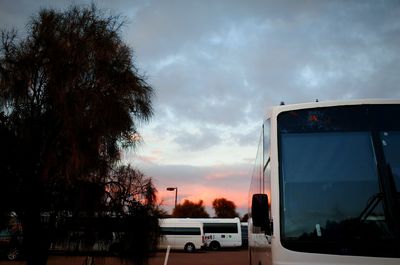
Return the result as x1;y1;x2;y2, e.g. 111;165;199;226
194;218;242;250
248;99;400;265
158;219;205;252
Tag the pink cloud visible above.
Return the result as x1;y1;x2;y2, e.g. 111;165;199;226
142;163;252;216
136;155;159;164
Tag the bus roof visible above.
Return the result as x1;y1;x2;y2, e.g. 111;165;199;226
265;99;400;120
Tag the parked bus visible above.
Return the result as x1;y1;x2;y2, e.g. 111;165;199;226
248;99;400;265
158;219;205;252
194;218;242;250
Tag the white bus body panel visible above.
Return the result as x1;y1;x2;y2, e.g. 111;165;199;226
158;219;204;251
164;218;242;249
196;218;242;248
271;240;399;265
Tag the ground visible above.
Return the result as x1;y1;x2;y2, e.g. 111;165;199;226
0;249;248;265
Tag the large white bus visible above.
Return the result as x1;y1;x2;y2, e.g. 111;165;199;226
193;218;242;250
248;99;400;265
158;219;205;252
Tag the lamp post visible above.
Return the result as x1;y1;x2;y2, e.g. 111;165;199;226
166;187;178;207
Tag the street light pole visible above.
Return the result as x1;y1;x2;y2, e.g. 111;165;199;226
166;187;178;207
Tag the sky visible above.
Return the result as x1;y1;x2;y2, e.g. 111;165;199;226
1;0;400;216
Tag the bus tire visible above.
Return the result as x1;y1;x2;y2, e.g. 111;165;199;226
7;248;19;261
184;243;195;253
209;241;221;251
108;243;122;256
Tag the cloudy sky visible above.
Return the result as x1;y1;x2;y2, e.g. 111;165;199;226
1;0;400;216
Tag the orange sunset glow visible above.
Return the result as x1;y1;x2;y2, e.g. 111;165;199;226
159;185;248;213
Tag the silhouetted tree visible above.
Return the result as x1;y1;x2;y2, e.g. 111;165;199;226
172;200;210;218
49;167;161;265
0;5;153;265
104;165;157;214
212;198;239;218
0;114;19;216
241;213;249;222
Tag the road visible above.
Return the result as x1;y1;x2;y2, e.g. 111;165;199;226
149;249;247;265
0;249;248;265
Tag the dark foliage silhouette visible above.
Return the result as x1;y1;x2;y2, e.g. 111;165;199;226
172;200;210;218
212;198;239;218
0;5;154;265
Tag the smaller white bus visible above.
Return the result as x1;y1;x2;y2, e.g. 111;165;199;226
158;219;205;252
193;218;242;250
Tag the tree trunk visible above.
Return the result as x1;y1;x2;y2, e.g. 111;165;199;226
22;210;50;265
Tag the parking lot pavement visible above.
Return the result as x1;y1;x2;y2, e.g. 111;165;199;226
149;249;248;265
0;249;248;265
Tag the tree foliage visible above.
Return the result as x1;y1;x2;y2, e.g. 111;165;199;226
0;5;154;265
172;200;210;218
212;198;239;218
241;213;249;222
104;165;157;214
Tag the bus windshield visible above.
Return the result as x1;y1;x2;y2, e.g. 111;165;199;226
278;105;400;258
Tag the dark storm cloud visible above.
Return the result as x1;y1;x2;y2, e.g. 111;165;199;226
3;0;399;131
125;0;400;136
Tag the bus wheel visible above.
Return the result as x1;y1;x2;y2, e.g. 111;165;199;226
209;241;220;251
7;248;19;261
184;243;195;253
108;243;121;256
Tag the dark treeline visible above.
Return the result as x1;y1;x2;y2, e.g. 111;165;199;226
170;198;240;218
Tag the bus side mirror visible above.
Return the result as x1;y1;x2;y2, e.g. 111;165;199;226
252;194;271;235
